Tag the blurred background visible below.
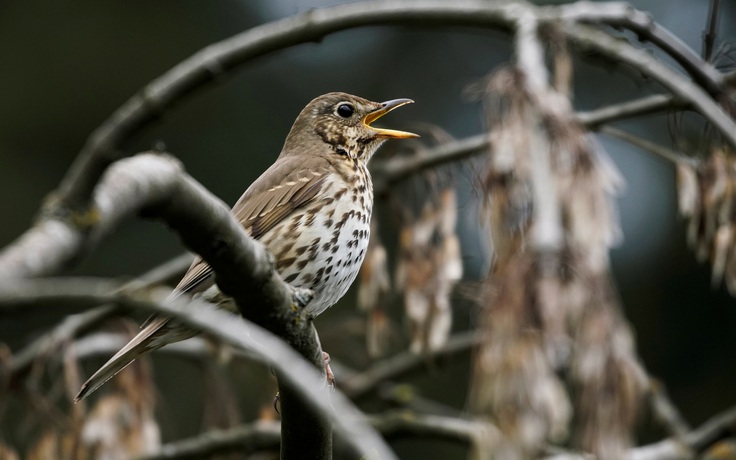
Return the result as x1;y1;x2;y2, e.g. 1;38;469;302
1;0;735;458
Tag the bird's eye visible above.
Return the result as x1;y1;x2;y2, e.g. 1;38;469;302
336;103;354;118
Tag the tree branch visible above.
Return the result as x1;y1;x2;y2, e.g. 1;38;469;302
541;1;724;95
137;411;496;460
0;280;397;460
136;422;281;460
0;154;188;279
50;0;729;212
372;93;691;192
9;253;193;385
576;94;685;128
0;152;330;458
599;126;696;165
565;22;736;148
338;330;479;399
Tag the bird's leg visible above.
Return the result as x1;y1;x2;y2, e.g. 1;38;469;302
290;286;314;309
323;351;335;389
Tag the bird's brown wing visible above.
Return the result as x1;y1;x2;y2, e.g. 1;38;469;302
172;156;331;297
75;156;332;402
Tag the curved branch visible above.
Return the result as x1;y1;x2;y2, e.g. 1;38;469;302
543;1;724;95
9;253;193;384
0;280;397;460
566;23;736;147
53;0;728;210
0;154;187;279
0;153;329;457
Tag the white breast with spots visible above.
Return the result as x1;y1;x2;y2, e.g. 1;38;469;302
260;174;372;316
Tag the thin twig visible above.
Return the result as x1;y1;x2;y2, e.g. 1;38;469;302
136;400;736;460
9;253;193;382
576;94;685;128
703;0;721;62
338;330;479;399
372;93;689;191
647;379;691;438
0;280;397;460
599;126;697;166
566;23;736;148
138;411;494;460
136;422;281;460
50;0;728;211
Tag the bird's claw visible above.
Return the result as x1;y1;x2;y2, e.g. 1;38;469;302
291;287;314;309
273;391;280;414
323;351;335;389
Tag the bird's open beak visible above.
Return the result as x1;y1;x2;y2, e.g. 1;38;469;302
363;98;419;139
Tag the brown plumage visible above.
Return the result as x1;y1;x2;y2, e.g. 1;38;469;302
76;92;416;401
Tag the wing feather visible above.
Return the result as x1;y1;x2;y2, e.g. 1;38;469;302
173;156;330;296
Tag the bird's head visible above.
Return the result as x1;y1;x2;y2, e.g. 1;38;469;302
284;92;418;162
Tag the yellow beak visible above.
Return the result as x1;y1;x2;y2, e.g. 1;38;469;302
363;98;419;139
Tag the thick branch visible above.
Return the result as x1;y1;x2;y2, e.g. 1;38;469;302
540;1;724;95
0;154;187;279
0;153;330;457
0;280;397;460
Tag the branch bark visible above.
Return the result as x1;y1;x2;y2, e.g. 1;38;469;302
8;252;193;385
0;280;397;460
0;153;332;458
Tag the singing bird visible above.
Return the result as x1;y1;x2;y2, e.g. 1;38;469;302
75;92;417;401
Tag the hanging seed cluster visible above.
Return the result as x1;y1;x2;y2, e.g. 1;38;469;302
677;151;736;292
469;67;646;459
394;188;463;354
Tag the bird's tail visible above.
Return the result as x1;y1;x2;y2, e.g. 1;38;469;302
74;316;192;402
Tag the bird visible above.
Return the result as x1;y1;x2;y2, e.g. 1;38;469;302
75;92;417;402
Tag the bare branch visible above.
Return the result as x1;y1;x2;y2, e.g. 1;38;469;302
703;0;721;62
136;422;281;460
576;94;685;128
646;379;691;438
599;126;696;165
0;280;397;460
338;331;478;399
138;412;494;460
373;93;690;191
0;152;331;457
9;253;193;384
514;9;565;251
540;1;724;95
51;0;728;211
0;154;188;279
565;23;736;148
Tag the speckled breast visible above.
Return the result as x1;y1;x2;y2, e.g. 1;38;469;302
259;165;373;316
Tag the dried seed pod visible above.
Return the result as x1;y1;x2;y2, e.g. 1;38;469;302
395;189;462;353
676;151;736;292
471;64;643;458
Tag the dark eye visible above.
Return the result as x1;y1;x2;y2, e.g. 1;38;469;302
336;103;354;118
